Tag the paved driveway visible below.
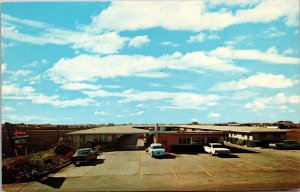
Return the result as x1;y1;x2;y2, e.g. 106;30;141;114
3;146;300;191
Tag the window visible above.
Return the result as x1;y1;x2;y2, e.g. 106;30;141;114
178;137;192;144
192;138;205;144
99;134;108;142
207;137;218;143
260;134;267;139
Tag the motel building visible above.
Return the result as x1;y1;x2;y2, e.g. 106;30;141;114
64;124;288;152
144;124;227;152
64;124;227;152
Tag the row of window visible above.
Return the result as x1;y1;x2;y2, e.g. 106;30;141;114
178;137;219;145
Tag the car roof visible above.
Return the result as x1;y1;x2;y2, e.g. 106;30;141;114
77;148;93;150
209;143;222;145
150;143;163;146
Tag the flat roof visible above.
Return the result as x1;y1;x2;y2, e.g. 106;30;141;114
173;125;289;133
66;124;288;135
66;125;149;135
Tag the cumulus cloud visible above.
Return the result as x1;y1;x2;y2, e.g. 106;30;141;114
83;88;221;109
46;52;246;84
2;83;96;108
210;73;297;91
245;93;300;111
87;0;299;32
210;46;299;64
128;35;150;48
187;32;220;43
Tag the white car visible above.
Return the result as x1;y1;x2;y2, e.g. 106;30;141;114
204;143;231;156
148;143;166;157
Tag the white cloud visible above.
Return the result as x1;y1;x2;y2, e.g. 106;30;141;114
188;32;220;43
2;83;96;108
174;84;195;90
128;35;150;48
210;46;299;64
3;106;15;112
46;52;246;84
245;93;300;111
210;73;297;91
191;118;198;122
130;111;144;116
87;0;299;32
83;88;220;109
1;64;6;74
24;59;48;68
260;27;286;38
94;111;111;116
61;83;100;90
2;13;48;28
136;104;147;108
282;48;296;55
208;112;220;118
224;35;247;45
2;84;35;95
187;33;206;43
171;94;220;108
159;42;179;47
230;90;260;100
2;15;129;55
206;0;261;7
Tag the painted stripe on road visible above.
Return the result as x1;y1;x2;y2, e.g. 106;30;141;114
224;164;247;176
239;160;278;175
140;166;143;180
169;166;179;179
198;166;213;177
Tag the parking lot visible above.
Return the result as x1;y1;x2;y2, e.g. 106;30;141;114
4;145;300;191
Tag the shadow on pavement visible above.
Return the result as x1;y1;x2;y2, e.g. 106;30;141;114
216;154;240;158
226;146;259;153
39;177;65;188
75;159;105;167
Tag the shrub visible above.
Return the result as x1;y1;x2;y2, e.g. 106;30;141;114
246;140;262;147
237;139;246;146
2;150;67;184
54;144;72;155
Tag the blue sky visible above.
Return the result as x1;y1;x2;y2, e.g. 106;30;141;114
1;0;300;124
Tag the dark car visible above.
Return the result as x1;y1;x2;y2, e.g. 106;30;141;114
269;140;300;149
71;148;98;166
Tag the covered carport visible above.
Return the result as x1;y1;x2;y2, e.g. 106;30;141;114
65;125;149;150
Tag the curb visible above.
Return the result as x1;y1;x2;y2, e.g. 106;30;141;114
37;161;72;179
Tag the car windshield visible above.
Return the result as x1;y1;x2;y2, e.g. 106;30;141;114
77;149;91;155
152;146;163;149
212;145;224;148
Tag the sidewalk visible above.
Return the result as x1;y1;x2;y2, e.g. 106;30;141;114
2;181;54;192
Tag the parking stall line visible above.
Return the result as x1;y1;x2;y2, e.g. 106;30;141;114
169;166;179;179
140;166;143;180
239;160;278;175
198;166;213;177
224;164;247;176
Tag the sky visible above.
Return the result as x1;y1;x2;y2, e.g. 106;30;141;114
1;0;300;124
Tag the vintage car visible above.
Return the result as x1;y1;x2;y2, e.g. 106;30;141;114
204;143;231;156
148;143;166;157
269;140;300;149
71;148;98;166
